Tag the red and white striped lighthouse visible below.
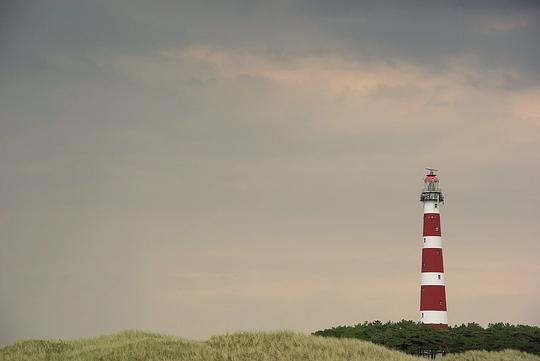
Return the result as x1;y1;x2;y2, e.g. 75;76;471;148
420;168;448;330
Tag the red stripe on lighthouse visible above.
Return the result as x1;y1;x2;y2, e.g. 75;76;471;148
423;213;441;236
420;285;447;310
422;248;444;272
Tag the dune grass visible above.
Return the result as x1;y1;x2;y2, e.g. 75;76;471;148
1;330;539;361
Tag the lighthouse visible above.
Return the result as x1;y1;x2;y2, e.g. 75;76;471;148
420;168;448;330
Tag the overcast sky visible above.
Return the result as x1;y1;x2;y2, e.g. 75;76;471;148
1;0;539;345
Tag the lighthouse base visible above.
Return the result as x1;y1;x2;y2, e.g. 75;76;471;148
425;323;448;331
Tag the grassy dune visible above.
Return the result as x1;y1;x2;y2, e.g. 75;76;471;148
1;330;539;361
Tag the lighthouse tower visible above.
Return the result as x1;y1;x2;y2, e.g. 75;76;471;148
420;169;448;330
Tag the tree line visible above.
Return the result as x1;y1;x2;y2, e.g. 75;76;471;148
312;320;540;356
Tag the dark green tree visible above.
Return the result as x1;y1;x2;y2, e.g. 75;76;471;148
313;321;540;356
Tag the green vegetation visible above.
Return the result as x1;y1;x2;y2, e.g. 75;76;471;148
2;330;539;361
314;320;540;356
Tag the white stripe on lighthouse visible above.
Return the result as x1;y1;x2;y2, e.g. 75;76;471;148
423;201;440;214
420;310;448;324
422;236;442;248
421;272;445;286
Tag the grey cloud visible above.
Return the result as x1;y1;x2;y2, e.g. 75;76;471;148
2;0;539;78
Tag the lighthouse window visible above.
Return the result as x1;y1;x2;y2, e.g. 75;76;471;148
422;313;424;318
435;204;438;208
438;275;441;279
